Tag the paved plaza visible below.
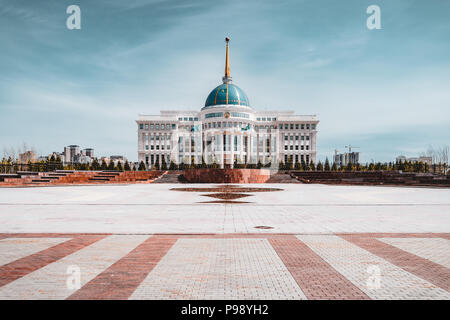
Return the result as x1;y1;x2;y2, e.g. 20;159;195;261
0;183;449;299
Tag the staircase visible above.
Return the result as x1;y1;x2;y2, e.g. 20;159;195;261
153;171;184;183
88;171;121;182
265;172;301;183
29;170;74;184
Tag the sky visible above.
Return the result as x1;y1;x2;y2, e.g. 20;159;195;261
0;0;449;163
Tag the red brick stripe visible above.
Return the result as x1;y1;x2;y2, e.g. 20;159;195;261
340;234;450;291
0;235;106;287
68;236;177;300
270;236;369;300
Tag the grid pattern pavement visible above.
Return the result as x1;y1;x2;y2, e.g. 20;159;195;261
131;238;307;300
0;233;448;300
297;234;449;299
378;237;450;268
0;238;70;266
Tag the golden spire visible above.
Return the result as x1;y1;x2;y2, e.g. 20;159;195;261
223;37;232;83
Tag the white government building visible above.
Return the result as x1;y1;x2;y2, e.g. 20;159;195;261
137;38;319;168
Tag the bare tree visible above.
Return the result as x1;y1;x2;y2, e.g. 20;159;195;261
437;145;449;164
2;146;17;161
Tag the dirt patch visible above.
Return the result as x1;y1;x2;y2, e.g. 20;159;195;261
171;187;283;193
172;185;283;204
202;193;251;200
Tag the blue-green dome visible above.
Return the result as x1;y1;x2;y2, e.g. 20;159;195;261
204;83;250;108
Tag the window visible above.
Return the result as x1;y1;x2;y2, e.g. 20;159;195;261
306;135;310;141
285;135;288;141
262;117;266;121
284;124;288;129
257;117;261;121
301;124;304;130
150;124;154;130
301;145;304;150
183;117;187;121
290;124;293;130
145;145;149;150
272;117;277;121
306;145;309;150
213;122;216;128
194;117;198;121
161;124;165;130
218;122;221;128
205;112;223;118
290;145;293;150
178;117;182;121
295;135;299;141
295;145;299;150
279;124;283;129
208;123;211;128
156;135;159;140
151;145;154;150
290;136;294;140
311;124;316;130
295;124;299;129
156;145;159;150
155;124;159;130
285;145;288;150
231;112;249;119
301;136;304;141
306;124;310;130
139;124;143;129
172;124;176;129
189;117;193;121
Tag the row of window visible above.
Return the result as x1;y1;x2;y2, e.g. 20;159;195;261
178;117;199;121
256;117;277;121
140;122;317;131
285;154;310;164
280;123;316;130
145;145;170;151
139;123;176;130
284;135;310;141
284;145;310;151
145;134;171;141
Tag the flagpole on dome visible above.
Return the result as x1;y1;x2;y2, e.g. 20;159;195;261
222;37;232;84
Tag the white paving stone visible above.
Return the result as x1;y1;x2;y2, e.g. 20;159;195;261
297;235;450;300
130;238;306;300
0;183;449;233
0;235;149;300
0;238;70;266
379;237;450;268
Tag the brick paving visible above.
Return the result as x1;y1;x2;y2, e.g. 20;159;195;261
0;184;448;300
340;234;450;292
298;234;449;299
0;233;448;300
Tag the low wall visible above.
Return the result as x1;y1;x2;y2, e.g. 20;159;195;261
183;168;271;183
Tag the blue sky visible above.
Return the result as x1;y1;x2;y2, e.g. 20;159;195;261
0;0;449;162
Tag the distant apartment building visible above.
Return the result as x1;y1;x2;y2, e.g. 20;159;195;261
19;151;37;163
396;155;432;166
334;151;360;167
62;145;94;163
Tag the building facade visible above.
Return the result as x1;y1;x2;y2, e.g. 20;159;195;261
136;38;319;168
334;151;360;167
